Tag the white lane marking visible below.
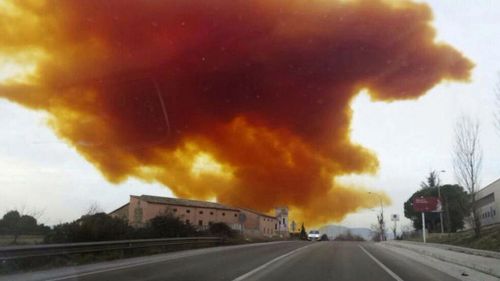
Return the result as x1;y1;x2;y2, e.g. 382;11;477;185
359;245;404;281
41;241;294;281
46;261;160;281
232;244;312;281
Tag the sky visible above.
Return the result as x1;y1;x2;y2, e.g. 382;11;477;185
0;0;499;229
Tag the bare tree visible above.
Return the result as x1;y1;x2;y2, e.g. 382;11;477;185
86;202;103;215
453;115;482;237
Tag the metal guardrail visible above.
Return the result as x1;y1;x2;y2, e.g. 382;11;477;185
0;237;223;260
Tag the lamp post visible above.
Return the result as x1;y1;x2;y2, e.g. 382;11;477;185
437;170;446;235
368;192;385;241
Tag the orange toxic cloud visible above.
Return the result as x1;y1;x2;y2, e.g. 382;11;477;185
0;0;472;224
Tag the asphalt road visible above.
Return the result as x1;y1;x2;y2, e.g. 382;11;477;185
10;241;461;281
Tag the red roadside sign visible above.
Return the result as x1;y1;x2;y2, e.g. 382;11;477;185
412;196;441;212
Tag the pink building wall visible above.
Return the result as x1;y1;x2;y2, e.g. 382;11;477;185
112;195;283;237
128;196;240;229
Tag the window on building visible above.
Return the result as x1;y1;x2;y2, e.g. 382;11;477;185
198;220;203;226
275;224;277;230
493;210;496;216
222;212;225;216
173;208;177;212
186;219;190;224
234;213;237;217
186;209;190;213
210;212;214;215
199;211;203;214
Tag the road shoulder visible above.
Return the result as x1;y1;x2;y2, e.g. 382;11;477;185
377;242;498;281
0;241;295;281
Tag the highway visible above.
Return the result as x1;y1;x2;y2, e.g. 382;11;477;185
9;241;460;281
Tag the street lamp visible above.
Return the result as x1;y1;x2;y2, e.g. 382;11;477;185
437;170;446;235
368;192;385;241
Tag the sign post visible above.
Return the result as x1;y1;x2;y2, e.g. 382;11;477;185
421;212;426;243
412;196;441;244
391;214;399;239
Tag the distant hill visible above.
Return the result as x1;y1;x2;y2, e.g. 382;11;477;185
319;225;374;240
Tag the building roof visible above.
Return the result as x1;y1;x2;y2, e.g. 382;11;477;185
239;207;276;219
477;177;500;197
109;203;129;215
136;195;240;211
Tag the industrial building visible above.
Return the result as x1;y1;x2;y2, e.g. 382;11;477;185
110;195;288;238
475;178;500;226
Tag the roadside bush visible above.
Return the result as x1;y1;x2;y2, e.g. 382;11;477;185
147;214;197;238
45;213;131;243
45;213;202;243
320;234;329;241
209;222;236;238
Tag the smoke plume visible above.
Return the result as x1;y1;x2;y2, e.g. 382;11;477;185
0;0;472;224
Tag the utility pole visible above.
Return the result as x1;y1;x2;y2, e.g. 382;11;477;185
422;212;426;243
437;170;446;236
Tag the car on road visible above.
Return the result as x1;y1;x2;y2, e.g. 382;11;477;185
307;230;320;241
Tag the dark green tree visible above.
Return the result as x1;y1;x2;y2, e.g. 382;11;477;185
404;184;469;232
420;170;440;189
299;223;307;240
0;210;49;243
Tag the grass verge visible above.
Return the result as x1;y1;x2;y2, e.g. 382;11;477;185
406;223;500;252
